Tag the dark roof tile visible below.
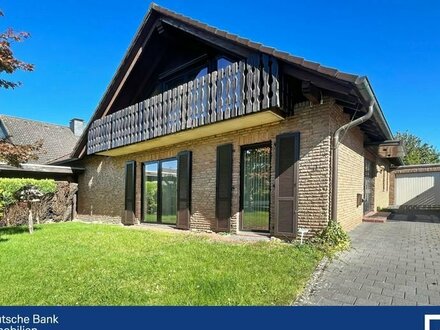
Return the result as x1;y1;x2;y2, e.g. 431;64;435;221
0;115;78;165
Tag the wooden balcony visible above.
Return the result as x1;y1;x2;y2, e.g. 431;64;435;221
87;57;286;156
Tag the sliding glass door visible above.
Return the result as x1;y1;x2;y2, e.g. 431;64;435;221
143;158;177;224
160;159;178;224
241;144;271;232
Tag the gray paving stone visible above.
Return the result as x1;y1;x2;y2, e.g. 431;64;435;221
347;288;371;300
297;221;440;307
391;297;417;306
332;293;357;305
382;288;405;299
360;284;383;295
369;293;393;304
428;296;440;305
354;298;378;306
405;293;429;304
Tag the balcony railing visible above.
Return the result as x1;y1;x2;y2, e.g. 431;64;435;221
87;56;282;155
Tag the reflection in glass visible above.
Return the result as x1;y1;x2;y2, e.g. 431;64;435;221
194;67;208;79
161;159;177;224
242;146;271;231
217;57;232;71
144;162;158;223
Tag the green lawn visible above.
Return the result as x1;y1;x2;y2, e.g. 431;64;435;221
0;222;323;306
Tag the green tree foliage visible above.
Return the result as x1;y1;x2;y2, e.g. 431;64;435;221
395;131;440;165
145;181;157;215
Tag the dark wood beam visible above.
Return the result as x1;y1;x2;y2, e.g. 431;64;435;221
301;81;321;105
284;65;356;97
160;18;253;58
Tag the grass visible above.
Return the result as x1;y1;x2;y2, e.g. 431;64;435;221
143;214;176;224
0;222;323;306
242;211;270;230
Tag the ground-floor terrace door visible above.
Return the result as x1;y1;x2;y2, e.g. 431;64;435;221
143;158;178;224
241;143;271;232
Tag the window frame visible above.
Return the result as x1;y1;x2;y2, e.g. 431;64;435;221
141;157;178;224
239;141;272;233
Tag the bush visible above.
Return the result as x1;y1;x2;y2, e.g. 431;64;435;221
313;220;351;253
0;178;57;217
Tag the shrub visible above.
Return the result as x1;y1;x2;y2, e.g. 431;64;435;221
313;220;351;253
0;178;57;217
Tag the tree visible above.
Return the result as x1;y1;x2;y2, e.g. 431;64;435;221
0;139;43;167
0;10;40;166
0;10;34;89
395;131;440;165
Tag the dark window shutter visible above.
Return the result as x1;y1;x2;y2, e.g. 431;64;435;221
124;161;136;225
216;144;233;231
177;151;192;229
275;133;300;236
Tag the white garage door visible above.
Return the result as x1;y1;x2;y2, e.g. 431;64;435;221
395;172;440;207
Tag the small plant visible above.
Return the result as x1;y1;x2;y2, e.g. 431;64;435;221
313;220;350;253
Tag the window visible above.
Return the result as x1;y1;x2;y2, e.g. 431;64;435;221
142;158;177;224
241;144;271;232
163;65;208;91
216;57;232;71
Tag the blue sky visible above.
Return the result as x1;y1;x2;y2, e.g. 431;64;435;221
1;1;439;147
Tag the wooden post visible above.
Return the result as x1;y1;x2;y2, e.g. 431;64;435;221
28;201;34;234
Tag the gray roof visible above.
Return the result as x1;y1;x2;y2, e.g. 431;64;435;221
0;115;79;165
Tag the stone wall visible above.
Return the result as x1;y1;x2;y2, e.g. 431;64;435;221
1;181;78;226
77;99;341;236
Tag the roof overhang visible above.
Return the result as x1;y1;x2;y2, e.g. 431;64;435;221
365;140;405;166
0;163;85;175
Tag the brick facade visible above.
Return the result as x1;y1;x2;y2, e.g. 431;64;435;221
77;98;393;236
330;108;365;231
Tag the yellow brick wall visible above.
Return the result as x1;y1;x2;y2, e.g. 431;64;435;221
331;108;365;231
77;99;340;235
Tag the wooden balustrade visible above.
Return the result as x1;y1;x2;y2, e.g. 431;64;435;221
87;55;281;155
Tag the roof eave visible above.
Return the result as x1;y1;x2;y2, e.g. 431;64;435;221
354;76;393;141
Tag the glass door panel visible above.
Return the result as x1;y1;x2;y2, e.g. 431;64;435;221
144;162;158;223
161;159;177;224
241;145;271;232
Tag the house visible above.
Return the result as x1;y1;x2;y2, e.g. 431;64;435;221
71;4;404;237
0;115;84;181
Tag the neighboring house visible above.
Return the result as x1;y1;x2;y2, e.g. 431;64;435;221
0;115;84;180
71;4;404;237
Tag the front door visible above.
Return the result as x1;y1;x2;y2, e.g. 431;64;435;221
363;159;375;214
241;144;271;232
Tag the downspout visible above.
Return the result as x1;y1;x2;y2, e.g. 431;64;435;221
330;78;375;221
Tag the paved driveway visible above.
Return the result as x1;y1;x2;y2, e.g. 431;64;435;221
297;218;440;306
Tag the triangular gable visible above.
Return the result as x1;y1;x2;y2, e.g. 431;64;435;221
72;3;393;158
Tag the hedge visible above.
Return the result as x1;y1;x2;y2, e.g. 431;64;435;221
0;178;57;215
